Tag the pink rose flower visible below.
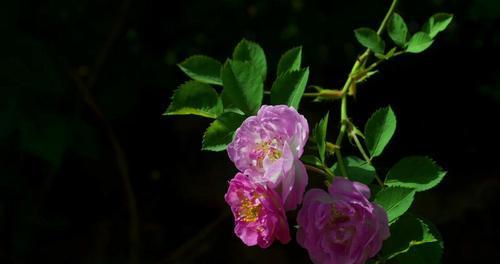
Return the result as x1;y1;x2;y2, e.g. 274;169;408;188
225;173;291;248
227;105;309;210
297;177;390;264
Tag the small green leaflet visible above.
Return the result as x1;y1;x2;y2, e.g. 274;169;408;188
202;112;246;151
270;68;309;110
385;156;447;192
221;60;263;115
331;156;376;185
387;13;408;47
313;112;329;163
423;13;453;38
301;155;323;167
374;186;415;223
354;27;385;54
178;55;223;85
364;106;396;158
406;32;434;53
232;39;267;81
277;46;302;76
165;81;223;119
381;214;443;263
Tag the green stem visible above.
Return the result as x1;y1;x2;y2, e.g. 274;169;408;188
305;164;332;178
361;50;405;76
376;0;399;35
303;92;321;97
323;163;335;178
334;122;348;178
332;0;399;179
351;131;370;162
393;50;405;56
351;131;384;187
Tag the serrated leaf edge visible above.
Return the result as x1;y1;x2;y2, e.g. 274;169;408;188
164;80;221;119
177;55;223;86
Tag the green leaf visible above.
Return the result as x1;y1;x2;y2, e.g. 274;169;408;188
232;39;267;81
313;112;329;162
381;214;442;263
374;186;415;223
277;46;302;76
164;81;223;118
331;156;376;184
221;60;264;115
354;27;385;54
387;13;408;47
178;55;223;85
270;68;309;109
406;32;434;53
385;156;447;191
202;112;246;151
301;155;323;167
364;106;396;158
423;13;453;38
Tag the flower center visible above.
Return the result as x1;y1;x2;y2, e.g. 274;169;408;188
254;139;283;168
328;205;354;244
330;205;350;225
238;194;263;223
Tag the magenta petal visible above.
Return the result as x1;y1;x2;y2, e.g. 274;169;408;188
297;179;390;264
329;177;370;201
225;173;291;248
353;181;371;199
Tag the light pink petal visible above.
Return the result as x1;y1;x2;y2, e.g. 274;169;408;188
283;160;308;211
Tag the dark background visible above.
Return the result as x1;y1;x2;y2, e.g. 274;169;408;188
1;0;499;263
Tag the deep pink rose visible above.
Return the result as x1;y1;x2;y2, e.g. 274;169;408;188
297;177;390;264
227;105;309;210
225;173;291;248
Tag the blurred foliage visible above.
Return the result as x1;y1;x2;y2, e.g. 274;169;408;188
0;0;499;263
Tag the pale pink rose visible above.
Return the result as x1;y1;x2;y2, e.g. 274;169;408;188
227;105;309;210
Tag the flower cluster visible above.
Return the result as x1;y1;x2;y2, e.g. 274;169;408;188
227;105;309;211
225;105;309;247
224;105;390;263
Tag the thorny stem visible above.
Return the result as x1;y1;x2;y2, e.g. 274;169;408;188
331;0;399;180
354;51;405;81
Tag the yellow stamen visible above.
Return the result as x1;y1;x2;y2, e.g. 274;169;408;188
254;140;283;168
239;194;262;223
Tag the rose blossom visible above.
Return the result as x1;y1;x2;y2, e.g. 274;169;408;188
296;177;389;264
225;173;291;248
227;105;309;210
